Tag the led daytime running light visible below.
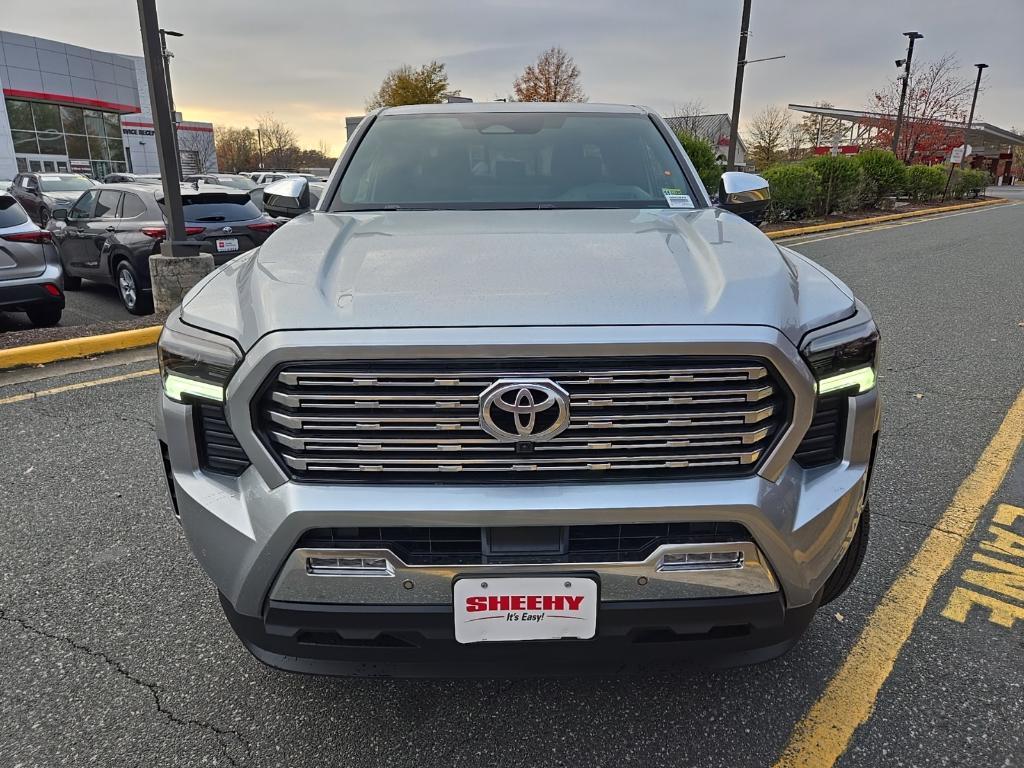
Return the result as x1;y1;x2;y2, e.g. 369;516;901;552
163;373;225;403
816;366;876;395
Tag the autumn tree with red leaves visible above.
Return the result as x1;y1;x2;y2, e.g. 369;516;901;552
513;47;587;103
870;54;977;162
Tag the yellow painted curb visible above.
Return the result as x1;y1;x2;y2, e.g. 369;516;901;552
0;326;162;371
766;197;1008;240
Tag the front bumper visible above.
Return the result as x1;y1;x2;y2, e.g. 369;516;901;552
157;323;880;669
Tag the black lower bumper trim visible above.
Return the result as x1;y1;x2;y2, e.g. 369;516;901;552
0;282;64;311
220;591;820;678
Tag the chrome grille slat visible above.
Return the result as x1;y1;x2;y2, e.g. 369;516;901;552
259;358;788;482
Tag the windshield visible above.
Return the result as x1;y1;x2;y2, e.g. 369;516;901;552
333;112;696;211
39;175;94;192
171;193;262;222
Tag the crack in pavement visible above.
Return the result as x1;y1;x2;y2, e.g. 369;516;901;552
0;609;251;767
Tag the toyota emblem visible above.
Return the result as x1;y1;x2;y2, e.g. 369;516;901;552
221;226;233;233
479;379;570;442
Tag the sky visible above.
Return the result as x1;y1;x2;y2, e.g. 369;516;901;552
4;0;1023;154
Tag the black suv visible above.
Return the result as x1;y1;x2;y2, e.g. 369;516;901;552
9;172;96;225
51;183;279;314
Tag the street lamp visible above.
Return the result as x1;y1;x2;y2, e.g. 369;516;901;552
159;27;183;181
941;62;988;201
891;31;924;158
726;0;785;171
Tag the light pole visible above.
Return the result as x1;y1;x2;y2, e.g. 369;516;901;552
891;31;924;159
726;0;785;171
159;27;183;180
941;62;988;201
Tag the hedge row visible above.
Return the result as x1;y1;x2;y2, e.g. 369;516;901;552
760;150;992;222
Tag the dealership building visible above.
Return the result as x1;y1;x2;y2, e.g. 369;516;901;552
0;29;216;180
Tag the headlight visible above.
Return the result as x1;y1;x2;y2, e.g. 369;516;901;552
158;314;241;403
802;321;879;396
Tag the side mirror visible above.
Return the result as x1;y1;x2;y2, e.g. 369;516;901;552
262;177;311;218
50;208;68;221
717;172;770;226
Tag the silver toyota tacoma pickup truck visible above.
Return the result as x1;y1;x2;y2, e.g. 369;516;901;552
156;102;880;676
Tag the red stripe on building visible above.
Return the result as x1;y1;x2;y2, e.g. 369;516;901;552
121;120;213;133
2;88;139;115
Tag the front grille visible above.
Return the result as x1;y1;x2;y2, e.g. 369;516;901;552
258;357;789;483
794;394;847;468
297;522;753;565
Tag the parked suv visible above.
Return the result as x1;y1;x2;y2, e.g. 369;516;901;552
157;103;880;676
0;192;64;326
9;172;95;225
51;184;279;314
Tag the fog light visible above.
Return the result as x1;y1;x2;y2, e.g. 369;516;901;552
658;551;743;571
306;555;393;576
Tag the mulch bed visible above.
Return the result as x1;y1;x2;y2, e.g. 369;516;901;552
760;197;988;234
0;312;167;351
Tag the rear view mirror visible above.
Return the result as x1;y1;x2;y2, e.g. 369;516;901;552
262;177;311;219
717;172;770;226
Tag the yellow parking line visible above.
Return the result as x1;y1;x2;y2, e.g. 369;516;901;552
783;201;1022;246
0;368;158;406
774;387;1024;768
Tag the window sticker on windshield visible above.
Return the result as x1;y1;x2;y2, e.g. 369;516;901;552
663;189;693;208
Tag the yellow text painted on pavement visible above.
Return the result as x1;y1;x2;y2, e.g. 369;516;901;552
942;503;1024;629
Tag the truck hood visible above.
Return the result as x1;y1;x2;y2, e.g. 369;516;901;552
183;208;855;350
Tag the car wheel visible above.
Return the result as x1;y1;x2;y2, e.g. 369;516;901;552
63;273;82;291
115;260;153;315
820;502;870;605
38;206;50;226
26;303;62;327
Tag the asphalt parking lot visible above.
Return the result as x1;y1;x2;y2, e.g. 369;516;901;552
1;198;1023;767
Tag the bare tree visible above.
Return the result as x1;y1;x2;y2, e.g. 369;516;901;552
316;138;333;159
746;105;791;169
214;126;258;172
670;98;708;136
870;54;977;161
513;46;586;103
257;113;299;169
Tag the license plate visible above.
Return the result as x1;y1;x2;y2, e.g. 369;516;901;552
215;237;239;252
453;576;598;644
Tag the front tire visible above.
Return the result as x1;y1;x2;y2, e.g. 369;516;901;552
26;303;62;327
820;502;870;605
115;260;152;315
38;206;50;226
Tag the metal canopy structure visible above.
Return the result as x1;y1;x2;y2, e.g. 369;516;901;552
788;103;1024;152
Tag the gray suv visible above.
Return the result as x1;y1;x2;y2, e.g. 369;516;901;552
0;192;64;326
157;103;880;676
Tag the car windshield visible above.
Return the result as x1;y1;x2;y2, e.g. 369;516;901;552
213;176;257;191
39;175;94;192
334;112;695;211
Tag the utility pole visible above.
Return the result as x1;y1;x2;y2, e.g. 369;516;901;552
159;27;183;181
727;0;752;172
891;31;924;159
137;0;210;312
941;63;988;201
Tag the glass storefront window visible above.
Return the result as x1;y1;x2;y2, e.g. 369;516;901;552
11;131;39;153
60;106;86;136
102;112;121;138
36;132;67;155
32;103;62;133
65;133;89;159
106;137;125;161
84;110;105;137
88;135;109;161
6;100;34;131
